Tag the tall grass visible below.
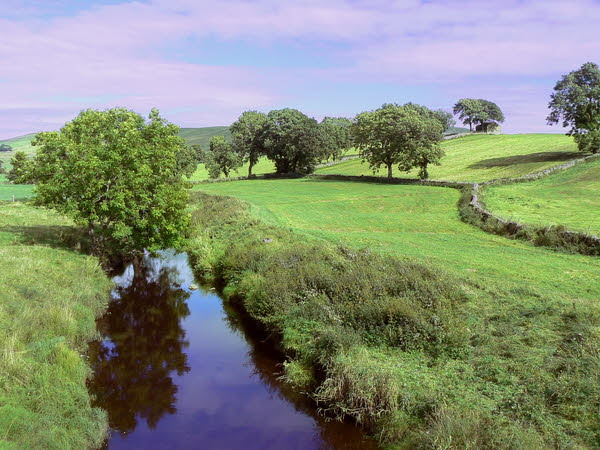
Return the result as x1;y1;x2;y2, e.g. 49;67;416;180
186;191;600;447
0;202;111;449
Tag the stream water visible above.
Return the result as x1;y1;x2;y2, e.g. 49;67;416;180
88;251;377;449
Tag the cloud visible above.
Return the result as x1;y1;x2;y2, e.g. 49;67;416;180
1;0;598;137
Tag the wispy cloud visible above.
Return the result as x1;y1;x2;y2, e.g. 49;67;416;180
1;0;598;137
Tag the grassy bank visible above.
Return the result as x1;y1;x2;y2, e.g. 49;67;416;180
316;134;581;181
0;202;111;449
187;190;600;447
483;157;600;236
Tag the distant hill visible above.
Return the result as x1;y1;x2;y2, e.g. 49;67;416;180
178;127;231;149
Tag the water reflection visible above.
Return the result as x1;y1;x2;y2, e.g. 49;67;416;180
89;252;377;449
89;256;191;435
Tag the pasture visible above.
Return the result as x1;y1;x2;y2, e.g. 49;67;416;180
192;177;600;446
316;134;581;182
195;178;599;300
483;156;600;236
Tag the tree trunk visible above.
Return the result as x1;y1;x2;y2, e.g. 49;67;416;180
469;121;472;132
248;162;253;178
387;164;393;179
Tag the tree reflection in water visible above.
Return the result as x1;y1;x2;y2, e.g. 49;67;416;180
88;255;191;436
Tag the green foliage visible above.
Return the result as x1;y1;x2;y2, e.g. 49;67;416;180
353;103;444;179
262;108;325;174
7;151;34;184
0;143;13;152
230;111;268;177
204;135;242;178
0;203;111;449
547;62;600;153
319;116;353;161
432;109;456;132
0;159;4;174
453;98;504;132
31;108;190;259
175;144;201;178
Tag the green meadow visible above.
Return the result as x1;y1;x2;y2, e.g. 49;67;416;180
316;134;581;181
484;156;600;236
191;175;600;446
0;202;110;448
195;178;599;299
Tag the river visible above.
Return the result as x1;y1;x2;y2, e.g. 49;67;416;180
88;251;377;449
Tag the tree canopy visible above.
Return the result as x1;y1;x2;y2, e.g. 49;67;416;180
262;108;324;174
318;116;353;161
7;151;34;184
547;62;600;154
31;108;189;259
353;103;444;179
230;111;267;177
453;98;504;132
204;135;242;178
0;144;13;152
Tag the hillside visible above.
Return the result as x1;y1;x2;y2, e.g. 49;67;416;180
178;126;231;150
0;127;231;172
483;156;600;236
316;134;581;182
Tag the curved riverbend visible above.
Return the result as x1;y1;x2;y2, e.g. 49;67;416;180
88;251;376;449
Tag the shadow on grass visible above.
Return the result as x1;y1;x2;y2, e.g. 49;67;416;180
0;224;89;252
468;151;582;169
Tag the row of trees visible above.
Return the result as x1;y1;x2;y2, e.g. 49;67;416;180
204;103;457;180
203;110;353;178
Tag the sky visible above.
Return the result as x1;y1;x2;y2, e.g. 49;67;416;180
1;0;599;138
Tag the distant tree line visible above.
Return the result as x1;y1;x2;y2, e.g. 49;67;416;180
0;144;13;152
202;103;463;180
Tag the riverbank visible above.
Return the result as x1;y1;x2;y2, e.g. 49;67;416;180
0;202;111;448
186;191;600;447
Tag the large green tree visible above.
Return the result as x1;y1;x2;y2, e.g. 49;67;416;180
262;108;324;174
230;111;267;177
547;62;600;154
453;98;504;132
353;103;444;179
31;108;190;259
204;135;242;178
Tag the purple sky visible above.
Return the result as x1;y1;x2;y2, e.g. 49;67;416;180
1;0;599;138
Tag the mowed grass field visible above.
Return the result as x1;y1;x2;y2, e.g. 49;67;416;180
195;179;600;301
0;202;110;448
0;178;35;201
316;134;581;182
484;156;600;236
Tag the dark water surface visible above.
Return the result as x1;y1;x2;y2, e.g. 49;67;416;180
88;252;377;450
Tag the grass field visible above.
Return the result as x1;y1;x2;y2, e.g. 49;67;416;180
0;202;110;448
195;179;599;299
0;134;36;171
316;134;582;182
483;156;600;236
190;179;600;446
0;181;35;201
